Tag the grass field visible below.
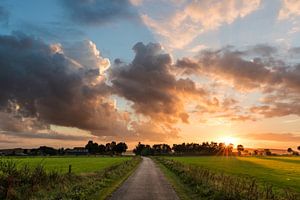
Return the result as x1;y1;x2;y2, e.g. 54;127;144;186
0;156;132;174
0;156;140;199
165;156;300;192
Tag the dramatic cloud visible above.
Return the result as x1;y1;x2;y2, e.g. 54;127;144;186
244;133;300;142
278;0;300;20
0;32;131;137
0;130;90;141
111;42;207;124
0;6;9;24
141;0;261;49
61;0;138;25
176;45;300;119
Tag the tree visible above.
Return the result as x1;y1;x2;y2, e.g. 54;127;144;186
237;144;244;156
133;142;145;155
298;146;300;151
253;149;258;156
133;142;153;156
38;146;58;155
85;140;99;154
264;149;272;156
287;148;293;153
98;144;106;154
115;142;128;155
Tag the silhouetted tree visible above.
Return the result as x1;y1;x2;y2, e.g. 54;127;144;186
115;142;128;155
264;149;272;156
98;144;106;154
287;148;293;153
237;144;244;156
253;149;259;156
298;146;300;151
85;140;99;154
38;146;58;155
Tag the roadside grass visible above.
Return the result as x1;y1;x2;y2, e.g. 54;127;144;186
0;156;141;200
95;156;141;199
154;158;196;200
167;156;300;192
156;157;300;200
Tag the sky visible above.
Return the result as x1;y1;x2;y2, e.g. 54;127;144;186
0;0;300;150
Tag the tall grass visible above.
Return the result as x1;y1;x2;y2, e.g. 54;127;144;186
0;157;140;200
156;157;299;200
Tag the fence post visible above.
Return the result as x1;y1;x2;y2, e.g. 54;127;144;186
68;164;72;174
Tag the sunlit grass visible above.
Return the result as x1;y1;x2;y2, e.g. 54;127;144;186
0;156;131;174
167;156;300;192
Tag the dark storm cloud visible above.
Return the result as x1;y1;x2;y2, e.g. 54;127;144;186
61;0;138;25
111;42;207;124
0;130;90;141
0;32;130;137
0;6;9;24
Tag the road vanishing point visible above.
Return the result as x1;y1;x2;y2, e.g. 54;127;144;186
109;157;179;200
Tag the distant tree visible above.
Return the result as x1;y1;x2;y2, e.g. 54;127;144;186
98;144;106;154
133;142;153;156
105;143;111;153
110;141;117;155
85;140;93;153
58;148;65;155
287;148;293;153
298;146;300;151
133;142;145;155
85;140;99;154
141;145;152;156
39;146;58;155
264;149;272;156
237;144;244;156
253;149;258;156
115;142;128;155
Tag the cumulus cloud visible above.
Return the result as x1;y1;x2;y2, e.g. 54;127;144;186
110;42;207;124
61;0;138;25
0;6;9;24
176;45;300;119
0;32;131;138
141;0;261;49
278;0;300;20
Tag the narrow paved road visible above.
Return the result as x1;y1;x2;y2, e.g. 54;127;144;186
109;157;179;200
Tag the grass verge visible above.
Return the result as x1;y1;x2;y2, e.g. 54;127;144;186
155;157;300;200
96;156;141;199
154;157;196;200
0;157;141;200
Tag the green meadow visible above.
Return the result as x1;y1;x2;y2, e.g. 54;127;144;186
165;156;300;192
1;156;132;174
0;156;140;199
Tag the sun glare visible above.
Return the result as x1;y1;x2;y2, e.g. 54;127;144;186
220;136;237;146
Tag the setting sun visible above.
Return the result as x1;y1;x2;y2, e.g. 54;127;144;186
220;136;238;146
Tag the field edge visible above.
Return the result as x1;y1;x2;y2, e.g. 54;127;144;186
96;156;142;200
153;157;197;200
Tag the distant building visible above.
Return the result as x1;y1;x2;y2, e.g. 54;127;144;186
0;148;26;156
65;147;88;155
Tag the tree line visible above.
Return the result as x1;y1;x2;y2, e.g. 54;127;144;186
84;140;128;155
1;141;128;156
133;143;300;156
133;142;235;156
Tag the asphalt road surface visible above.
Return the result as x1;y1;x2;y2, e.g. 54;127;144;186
108;157;179;200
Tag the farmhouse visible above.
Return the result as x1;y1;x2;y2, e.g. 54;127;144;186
65;147;88;155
